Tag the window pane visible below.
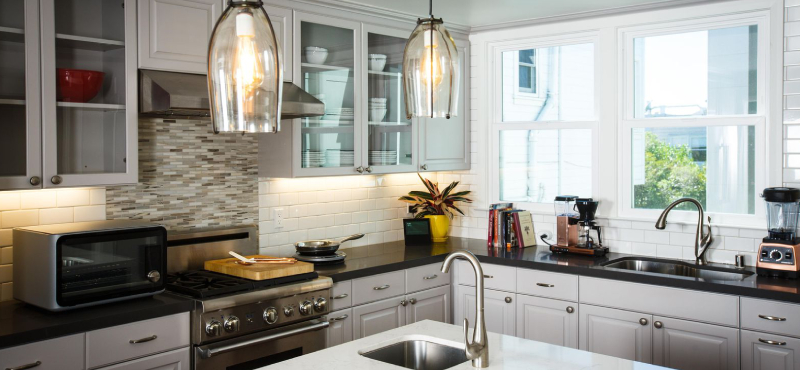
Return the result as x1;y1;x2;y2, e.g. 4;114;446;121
631;126;755;214
500;129;592;203
633;25;758;118
502;43;594;121
519;49;535;64
519;65;531;89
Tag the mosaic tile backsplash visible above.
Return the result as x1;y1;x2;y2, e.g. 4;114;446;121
106;118;259;230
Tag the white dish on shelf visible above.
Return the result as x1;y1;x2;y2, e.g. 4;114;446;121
305;46;328;65
369;108;387;122
368;54;387;72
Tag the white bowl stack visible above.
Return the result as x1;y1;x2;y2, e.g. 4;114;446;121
305;46;328;64
302;150;324;168
326;107;354;123
325;149;354;167
369;98;387;123
369;150;397;166
368;54;387;72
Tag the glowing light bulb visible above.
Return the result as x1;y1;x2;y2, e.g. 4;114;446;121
232;12;264;91
420;29;443;88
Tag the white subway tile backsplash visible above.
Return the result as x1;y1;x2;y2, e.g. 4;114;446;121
0;230;10;247
724;237;757;252
657;244;683;259
20;191;56;209
669;232;696;247
738;228;765;239
73;206;105;222
335;213;352;225
39;208;74;225
644;230;667;244
0;264;11;283
279;193;299;206
1;210;38;228
0;193;20;211
618;229;644;242
56;189;91;207
631;243;657;256
360;222;376;234
0;247;11;265
0;282;11;302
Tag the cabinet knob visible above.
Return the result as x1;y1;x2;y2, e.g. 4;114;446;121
409;298;417;305
29;176;41;186
654;321;663;329
50;175;62;185
356;166;364;173
421;164;428;170
365;166;372;173
639;318;648;326
400;299;408;307
566;306;575;314
505;297;512;303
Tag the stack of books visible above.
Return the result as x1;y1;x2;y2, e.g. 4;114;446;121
487;203;536;248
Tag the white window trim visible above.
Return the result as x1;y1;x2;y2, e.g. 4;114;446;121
617;11;770;226
488;32;600;214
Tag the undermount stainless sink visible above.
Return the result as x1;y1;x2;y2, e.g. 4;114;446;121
360;340;468;370
601;257;754;281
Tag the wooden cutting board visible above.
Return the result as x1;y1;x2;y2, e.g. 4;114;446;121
204;255;314;280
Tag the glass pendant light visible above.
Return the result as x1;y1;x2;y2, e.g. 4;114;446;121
208;0;282;133
402;0;459;119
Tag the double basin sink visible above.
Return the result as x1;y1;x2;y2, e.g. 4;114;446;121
600;256;754;281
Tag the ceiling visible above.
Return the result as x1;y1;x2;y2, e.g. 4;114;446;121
329;0;709;29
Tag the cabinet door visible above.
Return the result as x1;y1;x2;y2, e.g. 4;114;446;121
293;12;363;177
352;296;406;339
417;42;470;172
326;308;353;348
516;294;578;349
454;284;515;336
263;5;292;82
137;0;223;74
0;0;42;190
741;330;800;370
652;316;738;370
579;304;652;363
360;24;416;174
406;285;450;325
40;0;138;187
95;347;190;370
0;333;84;370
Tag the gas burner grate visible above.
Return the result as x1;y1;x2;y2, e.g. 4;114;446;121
165;271;252;298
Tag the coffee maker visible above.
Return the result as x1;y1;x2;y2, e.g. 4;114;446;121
550;196;608;256
757;187;800;279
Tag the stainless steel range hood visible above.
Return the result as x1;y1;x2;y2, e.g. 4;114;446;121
139;70;324;119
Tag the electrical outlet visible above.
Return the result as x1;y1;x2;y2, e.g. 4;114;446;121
273;208;285;228
406;204;412;215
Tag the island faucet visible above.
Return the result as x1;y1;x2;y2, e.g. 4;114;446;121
655;198;713;264
441;251;489;368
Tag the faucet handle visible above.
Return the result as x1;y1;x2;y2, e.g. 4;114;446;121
462;318;475;359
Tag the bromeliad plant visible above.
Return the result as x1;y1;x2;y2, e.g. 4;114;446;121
399;174;473;219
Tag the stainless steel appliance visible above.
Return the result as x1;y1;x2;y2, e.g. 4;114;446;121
554;195;579;247
164;226;332;370
13;221;167;311
757;187;800;278
550;197;608;256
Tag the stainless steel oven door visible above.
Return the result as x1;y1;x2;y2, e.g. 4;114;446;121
194;318;329;370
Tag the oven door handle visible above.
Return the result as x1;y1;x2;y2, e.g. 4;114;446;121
196;319;330;359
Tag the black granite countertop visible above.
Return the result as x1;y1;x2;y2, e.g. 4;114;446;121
0;292;194;350
315;237;800;304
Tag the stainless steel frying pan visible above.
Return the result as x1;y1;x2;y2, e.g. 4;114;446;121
294;234;364;255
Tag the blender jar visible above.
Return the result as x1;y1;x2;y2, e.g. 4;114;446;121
763;187;800;242
554;195;578;217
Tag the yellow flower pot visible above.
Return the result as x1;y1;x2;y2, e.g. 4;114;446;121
425;215;450;242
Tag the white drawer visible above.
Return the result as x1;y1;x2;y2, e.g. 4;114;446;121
516;269;578;301
86;312;190;368
0;333;84;370
406;263;450;293
330;280;353;311
741;297;800;338
351;271;405;306
95;347;189;370
456;261;516;292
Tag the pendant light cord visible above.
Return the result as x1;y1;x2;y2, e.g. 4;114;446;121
429;0;433;17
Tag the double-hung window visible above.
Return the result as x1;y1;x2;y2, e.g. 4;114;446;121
620;14;768;224
492;34;598;211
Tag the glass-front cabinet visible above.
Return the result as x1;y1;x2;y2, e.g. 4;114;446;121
0;0;41;190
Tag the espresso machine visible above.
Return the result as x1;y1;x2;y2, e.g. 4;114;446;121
757;187;800;279
550;196;608;256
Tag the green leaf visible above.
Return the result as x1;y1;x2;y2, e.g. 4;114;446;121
408;191;434;200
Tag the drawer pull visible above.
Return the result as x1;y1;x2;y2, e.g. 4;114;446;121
484;275;493;279
329;314;349;322
333;294;349;299
374;285;390;290
536;283;555;288
6;361;41;370
758;314;787;322
758;338;787;346
423;274;438;280
129;335;157;344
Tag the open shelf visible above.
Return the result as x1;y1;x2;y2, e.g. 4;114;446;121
55;34;125;51
301;63;351;73
368;70;401;77
57;102;125;111
0;26;24;43
0;99;25;106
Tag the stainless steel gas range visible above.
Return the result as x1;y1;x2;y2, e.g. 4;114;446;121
165;226;332;370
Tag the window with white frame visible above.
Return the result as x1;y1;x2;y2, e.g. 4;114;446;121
494;39;596;207
621;16;767;221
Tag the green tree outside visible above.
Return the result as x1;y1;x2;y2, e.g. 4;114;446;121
634;132;706;211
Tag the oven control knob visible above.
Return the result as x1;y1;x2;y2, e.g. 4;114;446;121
205;320;222;337
284;306;294;317
263;307;278;324
299;300;313;315
314;297;327;312
224;316;240;332
770;250;784;261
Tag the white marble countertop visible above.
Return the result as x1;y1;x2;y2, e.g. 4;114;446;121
260;320;668;370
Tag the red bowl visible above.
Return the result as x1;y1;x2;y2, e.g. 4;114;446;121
56;68;104;103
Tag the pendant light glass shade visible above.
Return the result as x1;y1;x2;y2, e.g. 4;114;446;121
402;18;459;119
208;0;282;133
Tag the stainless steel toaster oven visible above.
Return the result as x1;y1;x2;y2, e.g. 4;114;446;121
13;220;167;311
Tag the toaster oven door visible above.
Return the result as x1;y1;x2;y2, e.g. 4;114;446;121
56;227;167;307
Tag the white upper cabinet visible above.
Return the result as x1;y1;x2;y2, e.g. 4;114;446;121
263;4;292;82
137;0;223;74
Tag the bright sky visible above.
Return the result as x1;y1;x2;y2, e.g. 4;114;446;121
640;30;709;108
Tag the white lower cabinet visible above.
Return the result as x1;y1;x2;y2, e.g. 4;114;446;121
0;333;85;370
741;330;800;370
326;308;354;348
352;296;407;340
515;294;577;349
652;316;739;370
454;284;515;336
95;347;189;370
406;285;450;325
579;304;653;363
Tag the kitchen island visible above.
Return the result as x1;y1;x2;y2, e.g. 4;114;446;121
260;320;667;369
